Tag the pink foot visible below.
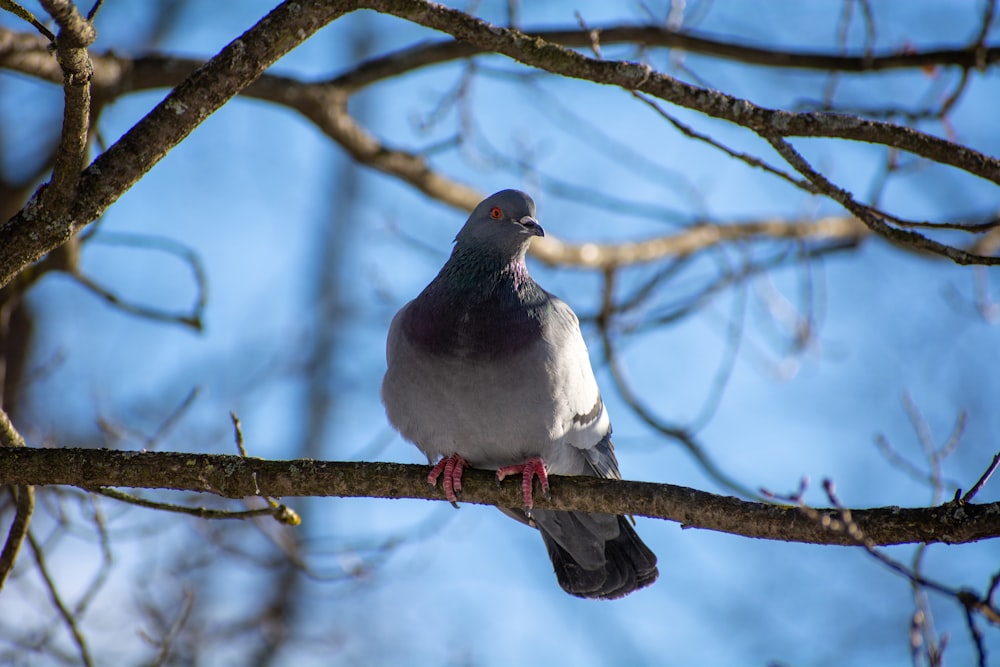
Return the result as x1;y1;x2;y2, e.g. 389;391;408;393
428;454;468;508
496;457;550;510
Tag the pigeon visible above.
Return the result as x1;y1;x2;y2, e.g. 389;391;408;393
381;189;658;599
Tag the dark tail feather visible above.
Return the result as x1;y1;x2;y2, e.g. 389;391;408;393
534;510;658;600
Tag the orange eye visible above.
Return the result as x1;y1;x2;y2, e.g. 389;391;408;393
490;207;503;219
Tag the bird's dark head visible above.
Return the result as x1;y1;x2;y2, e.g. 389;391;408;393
454;189;544;259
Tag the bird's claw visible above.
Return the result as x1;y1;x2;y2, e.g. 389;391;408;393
496;457;550;511
428;454;468;508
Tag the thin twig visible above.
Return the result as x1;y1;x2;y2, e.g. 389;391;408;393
686;250;749;432
148;588;194;667
632;92;818;194
68;230;209;331
143;387;201;450
72;493;112;616
231;412;247;458
91;487;298;524
0;408;32;591
27;531;94;667
230;410;301;526
85;0;103;22
0;0;56;41
70;271;202;330
963;451;1000;503
0;485;33;590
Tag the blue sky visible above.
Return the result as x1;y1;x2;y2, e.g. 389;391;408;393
1;1;998;665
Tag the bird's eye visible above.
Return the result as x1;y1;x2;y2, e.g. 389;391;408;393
490;207;503;219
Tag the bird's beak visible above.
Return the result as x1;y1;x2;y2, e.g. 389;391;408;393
519;215;544;237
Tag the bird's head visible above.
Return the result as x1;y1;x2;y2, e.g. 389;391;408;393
454;189;544;258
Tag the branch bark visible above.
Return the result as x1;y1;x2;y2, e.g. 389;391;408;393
0;447;997;547
37;0;95;216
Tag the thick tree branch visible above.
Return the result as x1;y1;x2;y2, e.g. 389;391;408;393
0;447;997;547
